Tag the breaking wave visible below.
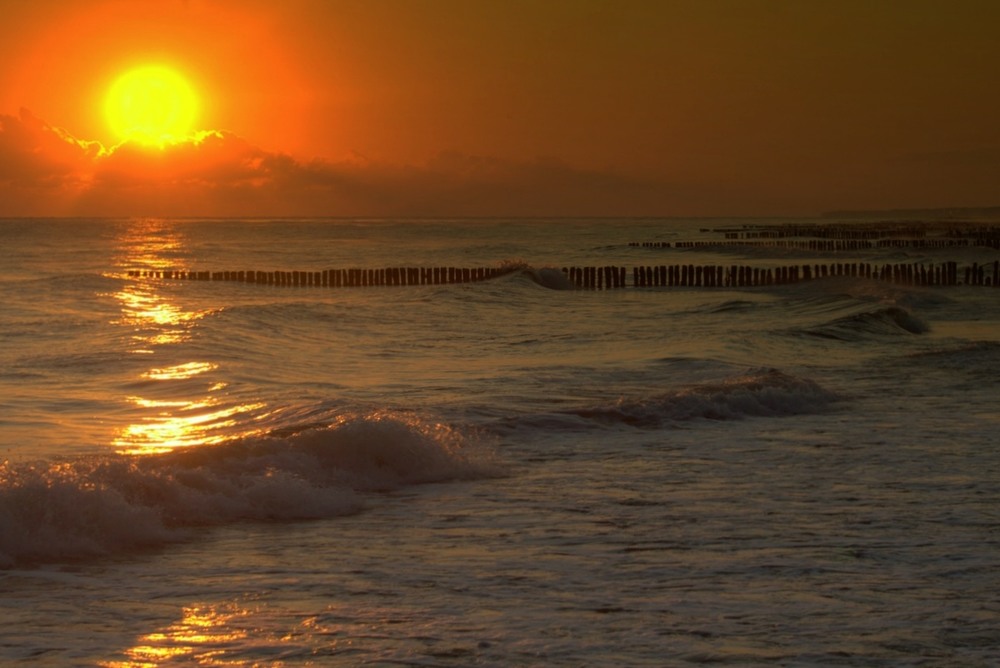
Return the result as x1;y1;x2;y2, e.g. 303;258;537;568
0;412;499;568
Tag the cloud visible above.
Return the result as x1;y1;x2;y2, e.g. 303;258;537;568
0;109;672;217
0;108;102;186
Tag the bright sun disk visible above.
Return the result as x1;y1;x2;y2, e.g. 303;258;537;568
105;65;199;146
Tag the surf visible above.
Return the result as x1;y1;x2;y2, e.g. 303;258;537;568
0;411;500;569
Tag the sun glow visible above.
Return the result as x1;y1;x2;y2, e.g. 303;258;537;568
104;65;199;146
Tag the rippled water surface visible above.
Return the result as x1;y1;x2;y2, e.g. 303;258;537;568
1;217;998;665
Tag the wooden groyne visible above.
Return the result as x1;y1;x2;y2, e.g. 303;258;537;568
125;220;1000;290
129;260;1000;289
126;266;517;287
631;238;979;251
716;221;1000;241
583;261;994;287
620;261;969;288
631;220;1000;251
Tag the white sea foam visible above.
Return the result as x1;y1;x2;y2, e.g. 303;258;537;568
0;412;498;568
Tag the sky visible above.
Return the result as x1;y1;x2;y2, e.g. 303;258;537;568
1;0;999;218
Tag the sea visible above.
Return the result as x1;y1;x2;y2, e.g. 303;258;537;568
1;216;998;666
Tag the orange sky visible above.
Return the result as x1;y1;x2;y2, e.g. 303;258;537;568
1;0;999;217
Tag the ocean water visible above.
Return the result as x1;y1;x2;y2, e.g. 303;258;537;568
1;217;998;666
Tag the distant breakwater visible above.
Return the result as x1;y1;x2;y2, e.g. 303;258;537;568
631;220;1000;251
631;238;992;251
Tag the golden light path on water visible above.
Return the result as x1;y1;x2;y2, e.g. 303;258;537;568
114;283;206;349
108;219;268;455
102;604;253;667
113;361;266;455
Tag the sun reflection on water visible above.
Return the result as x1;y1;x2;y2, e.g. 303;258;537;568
142;361;218;381
113;398;268;455
108;219;269;455
114;283;211;349
109;219;211;352
102;604;254;667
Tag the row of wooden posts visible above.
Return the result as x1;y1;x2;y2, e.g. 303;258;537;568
584;261;976;288
725;224;934;239
711;222;1000;240
129;260;1000;288
630;238;994;251
127;266;517;287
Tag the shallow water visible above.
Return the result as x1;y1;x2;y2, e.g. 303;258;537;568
1;217;998;665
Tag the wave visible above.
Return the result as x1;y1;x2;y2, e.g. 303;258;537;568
798;306;929;341
2;272;111;289
707;299;760;313
904;340;1000;375
493;260;577;291
0;411;499;569
485;260;577;291
524;267;577;290
565;368;837;428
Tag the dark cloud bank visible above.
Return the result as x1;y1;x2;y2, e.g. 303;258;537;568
1;109;672;218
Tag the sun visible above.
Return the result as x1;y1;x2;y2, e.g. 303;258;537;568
104;65;199;146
